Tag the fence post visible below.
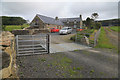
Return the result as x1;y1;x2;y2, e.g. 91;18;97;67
94;32;96;47
47;34;50;54
75;32;77;42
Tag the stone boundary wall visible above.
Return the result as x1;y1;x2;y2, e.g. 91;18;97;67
12;29;49;36
12;30;29;36
0;38;19;79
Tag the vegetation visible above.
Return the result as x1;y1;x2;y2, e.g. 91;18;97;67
91;13;99;20
85;17;101;29
2;16;27;25
110;26;120;32
95;27;116;49
2;24;29;31
85;13;101;29
51;54;84;77
70;29;94;42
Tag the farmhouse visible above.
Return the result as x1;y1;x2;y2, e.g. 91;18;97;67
30;14;83;31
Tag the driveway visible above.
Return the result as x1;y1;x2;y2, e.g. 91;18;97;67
49;32;91;53
16;30;118;78
17;48;118;78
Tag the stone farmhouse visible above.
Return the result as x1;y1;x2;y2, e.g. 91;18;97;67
30;14;83;31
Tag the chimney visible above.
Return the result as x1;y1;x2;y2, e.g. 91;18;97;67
55;16;59;20
80;14;82;28
80;14;82;20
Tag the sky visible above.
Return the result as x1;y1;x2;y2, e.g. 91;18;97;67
0;0;119;22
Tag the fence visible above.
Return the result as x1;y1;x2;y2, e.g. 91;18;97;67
15;34;50;56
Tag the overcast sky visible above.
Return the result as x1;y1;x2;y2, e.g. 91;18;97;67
0;0;119;21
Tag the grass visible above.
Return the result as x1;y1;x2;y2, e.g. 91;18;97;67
74;49;79;51
73;66;84;70
95;27;116;49
69;69;78;75
41;59;46;62
38;58;46;62
106;27;112;32
4;24;29;31
90;69;95;75
109;26;120;32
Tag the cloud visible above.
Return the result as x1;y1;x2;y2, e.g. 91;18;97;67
1;2;118;21
2;0;119;2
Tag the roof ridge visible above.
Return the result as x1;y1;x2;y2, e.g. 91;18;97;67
59;17;80;19
37;14;54;19
36;14;64;25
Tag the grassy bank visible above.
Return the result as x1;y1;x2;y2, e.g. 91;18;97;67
95;27;116;49
3;24;29;31
110;26;120;32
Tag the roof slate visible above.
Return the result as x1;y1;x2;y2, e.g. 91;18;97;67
36;14;81;26
59;18;81;22
37;14;64;25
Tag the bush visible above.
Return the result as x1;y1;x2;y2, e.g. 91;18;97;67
70;32;84;42
95;22;101;29
70;35;75;41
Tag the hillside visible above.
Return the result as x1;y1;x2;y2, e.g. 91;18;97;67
98;18;120;26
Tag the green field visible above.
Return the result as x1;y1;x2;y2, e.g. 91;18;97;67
110;26;120;32
3;24;29;31
95;27;116;49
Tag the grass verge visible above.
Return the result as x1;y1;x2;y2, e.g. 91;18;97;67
110;26;120;32
4;24;29;31
95;27;116;49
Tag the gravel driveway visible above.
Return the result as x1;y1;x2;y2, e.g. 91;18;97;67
50;33;91;53
16;31;118;78
17;48;118;78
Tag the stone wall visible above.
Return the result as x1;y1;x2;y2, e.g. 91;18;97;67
12;30;29;36
30;29;49;34
0;31;18;79
44;24;63;32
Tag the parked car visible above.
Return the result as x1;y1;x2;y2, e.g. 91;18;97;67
59;27;72;34
50;28;59;33
76;27;84;31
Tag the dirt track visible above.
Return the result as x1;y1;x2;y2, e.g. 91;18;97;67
104;27;119;47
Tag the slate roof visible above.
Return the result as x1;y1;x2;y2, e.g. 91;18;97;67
37;14;64;25
59;17;81;22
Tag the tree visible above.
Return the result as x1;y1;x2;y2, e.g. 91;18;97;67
85;17;91;28
91;13;99;20
85;17;94;29
2;16;27;25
